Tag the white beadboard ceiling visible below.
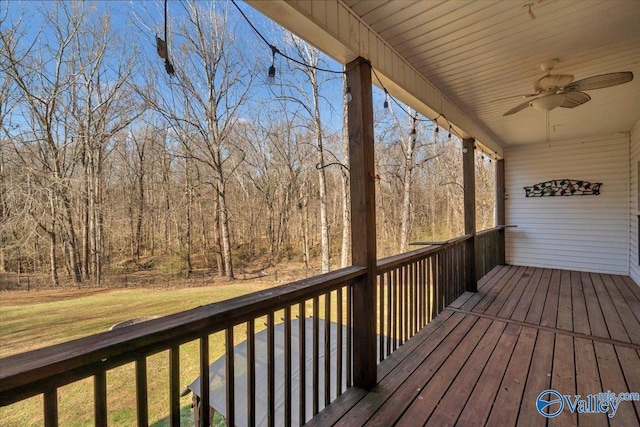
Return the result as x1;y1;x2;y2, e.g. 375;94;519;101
252;0;640;148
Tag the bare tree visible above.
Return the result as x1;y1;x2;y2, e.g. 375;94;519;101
277;36;334;273
1;2;140;285
143;2;255;280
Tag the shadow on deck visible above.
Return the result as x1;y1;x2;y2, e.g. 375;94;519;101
307;265;640;427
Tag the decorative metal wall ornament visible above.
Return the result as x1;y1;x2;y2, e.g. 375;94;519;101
524;179;602;197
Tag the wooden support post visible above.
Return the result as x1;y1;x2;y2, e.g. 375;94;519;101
496;159;506;264
463;138;477;291
44;388;58;427
346;56;377;390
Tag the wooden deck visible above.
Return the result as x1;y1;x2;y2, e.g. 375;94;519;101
307;265;640;427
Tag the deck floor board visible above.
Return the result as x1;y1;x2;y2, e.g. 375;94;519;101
307;266;640;427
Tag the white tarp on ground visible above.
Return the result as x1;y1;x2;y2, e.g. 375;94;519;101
186;317;393;426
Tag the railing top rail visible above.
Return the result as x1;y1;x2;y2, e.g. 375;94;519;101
476;224;517;237
378;234;472;273
0;266;366;404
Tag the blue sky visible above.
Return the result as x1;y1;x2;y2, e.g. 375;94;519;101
2;0;411;143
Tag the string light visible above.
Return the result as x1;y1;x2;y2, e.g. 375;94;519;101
383;89;389;110
267;45;278;84
156;0;175;75
345;86;353;103
448;125;452;139
268;64;276;84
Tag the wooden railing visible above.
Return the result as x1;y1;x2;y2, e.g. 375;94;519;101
0;267;365;427
0;230;505;426
476;225;507;279
375;234;471;363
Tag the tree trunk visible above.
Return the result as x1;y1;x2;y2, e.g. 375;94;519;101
399;114;416;252
134;143;145;262
82;143;91;279
48;194;59;286
212;182;224;277
218;180;234;280
299;189;310;273
311;70;330;273
185;159;193;277
340;74;351;267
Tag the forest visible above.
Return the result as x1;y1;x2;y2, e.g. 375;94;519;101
0;1;496;289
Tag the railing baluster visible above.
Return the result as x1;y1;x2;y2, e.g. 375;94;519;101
336;287;343;397
346;285;352;388
427;256;432;320
405;264;410;340
199;336;210;427
247;320;256;427
448;247;453;305
226;328;235;427
378;274;384;363
411;261;417;337
298;302;306;426
401;265;406;344
312;298;319;416
44;388;58;427
284;308;292;427
392;268;398;350
135;357;148;427
169;346;180;427
266;314;274;427
94;371;107;427
420;258;426;328
386;271;392;357
438;252;442;312
408;263;412;338
324;293;331;407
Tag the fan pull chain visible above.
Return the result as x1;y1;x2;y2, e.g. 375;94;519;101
546;110;550;146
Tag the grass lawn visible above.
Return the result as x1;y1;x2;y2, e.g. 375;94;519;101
0;281;279;426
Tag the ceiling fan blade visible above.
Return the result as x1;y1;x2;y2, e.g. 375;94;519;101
559;91;591;108
565;71;633;91
503;100;532;116
489;93;539;103
538;73;574;90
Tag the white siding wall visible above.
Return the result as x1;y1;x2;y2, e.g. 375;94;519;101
630;119;640;284
505;135;629;274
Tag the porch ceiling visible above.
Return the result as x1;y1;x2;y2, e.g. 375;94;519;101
249;0;640;148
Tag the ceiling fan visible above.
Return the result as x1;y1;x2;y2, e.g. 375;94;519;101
496;60;633;116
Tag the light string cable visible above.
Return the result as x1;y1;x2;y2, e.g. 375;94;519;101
230;0;485;148
370;66;456;139
230;0;357;75
370;58;497;160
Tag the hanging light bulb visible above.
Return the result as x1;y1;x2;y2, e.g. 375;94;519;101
447;125;452;139
383;90;389;110
435;125;439;134
345;86;352;103
268;64;276;85
165;59;175;75
267;45;278;85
